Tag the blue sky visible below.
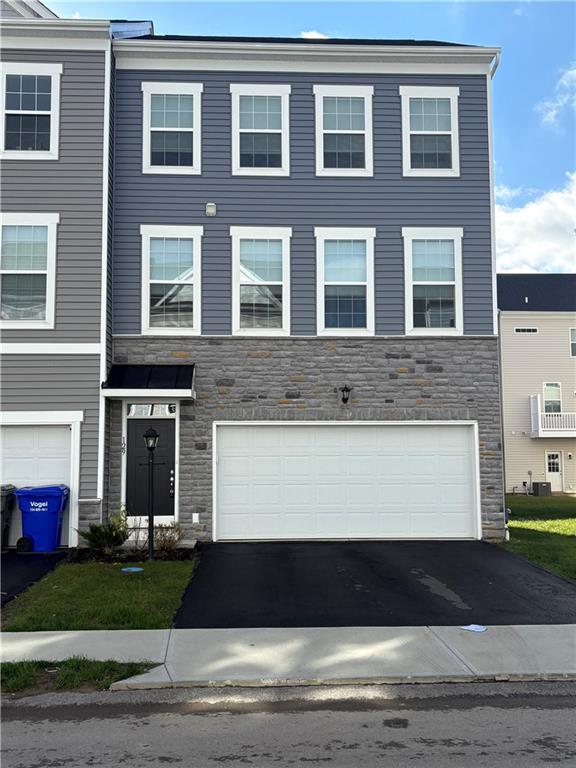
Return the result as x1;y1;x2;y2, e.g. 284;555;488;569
51;1;576;271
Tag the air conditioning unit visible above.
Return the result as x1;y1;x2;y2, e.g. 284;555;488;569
533;482;552;497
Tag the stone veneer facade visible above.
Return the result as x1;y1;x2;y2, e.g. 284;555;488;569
105;336;505;541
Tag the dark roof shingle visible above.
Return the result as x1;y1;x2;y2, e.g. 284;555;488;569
497;274;576;312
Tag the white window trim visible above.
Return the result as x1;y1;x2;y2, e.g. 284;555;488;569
141;82;203;175
313;84;374;177
543;382;562;412
140;224;203;336
399;85;460;177
315;226;376;337
230;84;291;177
230;225;292;336
0;211;59;330
402;226;464;336
570;328;576;358
0;62;62;161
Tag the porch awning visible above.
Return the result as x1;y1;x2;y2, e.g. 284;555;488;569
101;364;195;399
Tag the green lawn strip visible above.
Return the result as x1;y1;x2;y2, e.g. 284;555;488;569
503;517;576;581
505;494;576;520
2;560;194;631
2;658;151;694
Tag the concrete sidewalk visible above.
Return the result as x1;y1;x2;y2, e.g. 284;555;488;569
2;625;576;688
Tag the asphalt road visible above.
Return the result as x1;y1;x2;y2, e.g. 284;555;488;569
3;682;576;766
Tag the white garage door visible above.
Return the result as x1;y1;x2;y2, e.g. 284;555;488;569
1;425;71;545
215;423;479;541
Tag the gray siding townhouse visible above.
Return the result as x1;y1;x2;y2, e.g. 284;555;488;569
0;7;112;545
0;5;505;545
103;33;505;542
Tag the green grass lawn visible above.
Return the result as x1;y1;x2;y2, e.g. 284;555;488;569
503;494;576;581
2;560;194;632
1;658;151;694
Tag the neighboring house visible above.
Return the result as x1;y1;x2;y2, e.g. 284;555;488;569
0;4;506;545
498;274;576;495
0;4;149;545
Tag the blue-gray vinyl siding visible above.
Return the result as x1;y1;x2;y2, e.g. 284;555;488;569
113;71;493;337
0;49;106;343
0;355;101;497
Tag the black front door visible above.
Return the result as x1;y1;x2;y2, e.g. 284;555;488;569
126;419;176;518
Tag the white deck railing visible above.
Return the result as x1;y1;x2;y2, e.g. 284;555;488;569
529;395;576;435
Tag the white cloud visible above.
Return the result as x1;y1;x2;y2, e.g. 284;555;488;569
71;11;81;19
496;173;576;273
535;64;576;127
495;184;526;202
513;7;525;16
300;30;329;40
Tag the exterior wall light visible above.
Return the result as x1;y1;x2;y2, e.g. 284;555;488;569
205;202;217;217
340;385;353;404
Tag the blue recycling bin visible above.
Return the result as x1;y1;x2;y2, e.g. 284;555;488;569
15;485;69;552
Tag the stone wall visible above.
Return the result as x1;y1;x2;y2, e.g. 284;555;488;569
107;336;505;540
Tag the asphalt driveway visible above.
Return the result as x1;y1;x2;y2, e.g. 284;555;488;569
174;541;576;628
1;550;66;607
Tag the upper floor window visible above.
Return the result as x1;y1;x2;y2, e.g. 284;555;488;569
140;225;203;335
141;82;203;175
399;86;460;177
0;212;59;329
231;226;291;335
314;85;374;177
403;227;463;335
1;63;62;160
543;383;561;413
315;227;375;335
570;328;576;357
230;84;290;176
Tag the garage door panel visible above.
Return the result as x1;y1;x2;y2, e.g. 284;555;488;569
216;424;478;540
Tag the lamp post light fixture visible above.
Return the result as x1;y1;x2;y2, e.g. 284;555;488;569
143;427;159;561
340;385;353;405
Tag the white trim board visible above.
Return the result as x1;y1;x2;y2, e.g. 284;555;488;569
211;420;483;542
103;388;195;399
0;343;101;355
0;410;83;547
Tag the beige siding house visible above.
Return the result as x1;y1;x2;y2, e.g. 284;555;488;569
498;275;576;494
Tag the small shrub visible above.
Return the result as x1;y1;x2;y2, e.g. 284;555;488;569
79;510;130;556
153;522;184;556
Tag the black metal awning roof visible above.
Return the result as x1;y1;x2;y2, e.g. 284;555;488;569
102;364;195;397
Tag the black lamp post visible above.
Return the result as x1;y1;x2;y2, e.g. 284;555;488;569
143;427;159;561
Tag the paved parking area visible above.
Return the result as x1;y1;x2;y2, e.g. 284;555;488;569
174;541;576;628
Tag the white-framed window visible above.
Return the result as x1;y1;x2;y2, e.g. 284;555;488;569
0;62;62;160
0;212;59;329
403;227;463;335
230;226;291;335
230;84;291;176
570;328;576;357
543;382;562;414
313;85;374;177
141;82;203;175
399;86;460;177
140;225;203;335
514;327;539;334
315;227;375;336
